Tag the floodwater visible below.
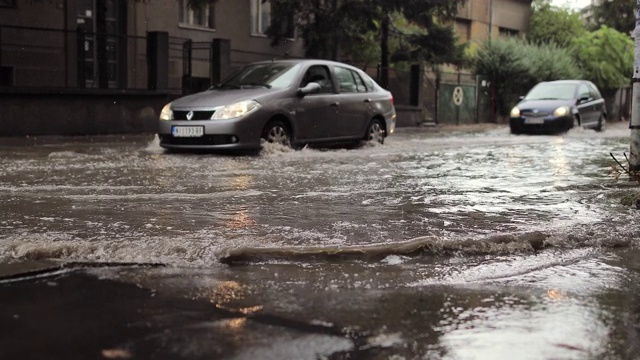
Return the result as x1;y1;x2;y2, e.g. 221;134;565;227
1;122;639;359
0;123;637;265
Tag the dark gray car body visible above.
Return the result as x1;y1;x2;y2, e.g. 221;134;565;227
509;80;606;134
158;59;396;150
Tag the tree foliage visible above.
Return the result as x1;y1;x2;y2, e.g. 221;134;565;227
528;0;587;46
266;0;466;66
471;38;582;117
471;0;634;119
589;0;635;33
571;25;633;94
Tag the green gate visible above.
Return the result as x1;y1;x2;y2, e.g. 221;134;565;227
437;73;478;125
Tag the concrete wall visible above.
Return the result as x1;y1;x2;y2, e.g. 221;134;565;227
395;106;423;127
132;0;305;62
0;89;176;137
456;0;532;41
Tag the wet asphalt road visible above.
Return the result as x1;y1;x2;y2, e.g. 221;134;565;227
1;122;640;359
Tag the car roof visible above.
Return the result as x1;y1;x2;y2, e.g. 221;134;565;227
250;58;363;71
538;80;592;86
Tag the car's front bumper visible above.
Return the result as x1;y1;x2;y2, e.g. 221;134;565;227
509;115;572;134
157;115;263;150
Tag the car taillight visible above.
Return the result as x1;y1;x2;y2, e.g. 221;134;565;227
390;94;394;106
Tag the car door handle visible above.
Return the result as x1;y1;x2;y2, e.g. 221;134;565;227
330;102;340;107
364;98;371;103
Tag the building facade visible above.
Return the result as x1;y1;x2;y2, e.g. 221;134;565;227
421;0;533;125
455;0;533;43
0;0;306;136
0;0;534;135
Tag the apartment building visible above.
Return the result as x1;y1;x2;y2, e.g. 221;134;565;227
0;0;534;134
426;0;533;125
0;0;305;136
455;0;533;43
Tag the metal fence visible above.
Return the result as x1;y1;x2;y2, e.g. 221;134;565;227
0;25;73;87
0;25;151;90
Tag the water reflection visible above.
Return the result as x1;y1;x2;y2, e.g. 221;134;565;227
436;292;610;359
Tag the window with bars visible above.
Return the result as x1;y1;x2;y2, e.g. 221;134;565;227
179;0;215;29
0;0;17;8
251;0;294;38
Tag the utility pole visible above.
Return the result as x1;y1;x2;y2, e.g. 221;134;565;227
631;0;640;171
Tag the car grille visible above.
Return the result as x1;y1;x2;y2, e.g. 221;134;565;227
173;110;216;120
521;110;550;117
159;134;236;146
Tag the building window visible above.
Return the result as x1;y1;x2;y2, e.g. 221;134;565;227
0;0;16;7
499;27;519;38
454;18;471;43
179;0;215;29
251;0;270;35
251;0;295;38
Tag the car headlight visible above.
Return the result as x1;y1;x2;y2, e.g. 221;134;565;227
211;100;261;120
510;107;520;117
553;106;570;117
159;103;173;121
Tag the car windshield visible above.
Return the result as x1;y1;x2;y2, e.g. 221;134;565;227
217;63;302;90
524;83;577;100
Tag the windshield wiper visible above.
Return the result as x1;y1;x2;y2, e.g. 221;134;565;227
212;83;241;89
240;83;272;89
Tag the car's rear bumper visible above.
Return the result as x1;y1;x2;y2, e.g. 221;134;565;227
385;110;397;135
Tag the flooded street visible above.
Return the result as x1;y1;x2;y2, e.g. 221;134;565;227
1;122;639;359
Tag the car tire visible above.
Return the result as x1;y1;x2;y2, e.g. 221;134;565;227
261;120;291;147
365;118;385;145
570;116;580;132
595;113;605;132
510;124;522;135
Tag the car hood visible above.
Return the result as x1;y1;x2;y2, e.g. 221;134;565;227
170;88;281;109
516;99;574;112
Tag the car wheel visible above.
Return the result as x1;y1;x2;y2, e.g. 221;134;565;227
510;124;522;135
365;118;385;145
572;116;580;131
595;113;605;132
261;120;291;147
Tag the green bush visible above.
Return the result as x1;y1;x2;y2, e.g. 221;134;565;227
471;38;582;117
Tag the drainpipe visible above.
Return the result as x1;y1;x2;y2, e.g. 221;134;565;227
489;0;493;39
630;0;640;171
64;0;68;87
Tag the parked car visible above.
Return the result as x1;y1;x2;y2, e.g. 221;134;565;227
509;80;606;135
158;59;396;151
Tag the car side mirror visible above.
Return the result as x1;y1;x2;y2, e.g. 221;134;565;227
297;82;321;97
519;96;524;100
578;96;590;104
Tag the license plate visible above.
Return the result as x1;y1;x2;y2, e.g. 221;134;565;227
172;126;204;137
524;117;544;125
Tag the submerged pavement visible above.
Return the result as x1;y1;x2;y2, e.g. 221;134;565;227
2;246;640;360
1;122;640;358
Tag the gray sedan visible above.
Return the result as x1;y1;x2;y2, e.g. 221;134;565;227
158;59;397;150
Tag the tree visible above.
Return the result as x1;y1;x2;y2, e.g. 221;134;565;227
571;25;633;96
266;0;466;88
588;0;634;33
528;0;587;46
471;38;582;119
